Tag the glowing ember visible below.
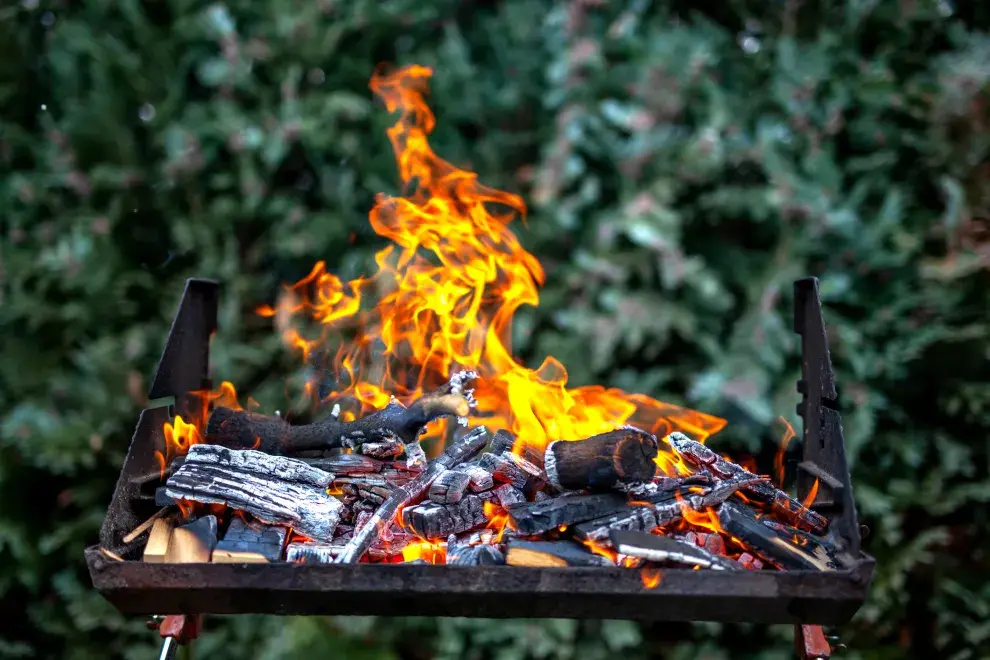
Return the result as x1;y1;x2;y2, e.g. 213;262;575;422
401;539;446;564
641;568;663;589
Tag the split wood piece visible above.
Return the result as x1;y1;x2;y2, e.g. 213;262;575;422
122;507;173;545
609;530;741;571
571;505;659;545
490;429;545;469
505;539;614;567
167;515;218;563
165;444;342;542
205;371;477;461
506;493;629;536
212;517;288;562
544;427;658;492
333;425;489;563
286;542;346;563
455;463;494;492
404;495;487;538
429;470;473;504
716;501;841;571
493;483;526;508
301;454;384;474
447;543;505;565
142;518;174;563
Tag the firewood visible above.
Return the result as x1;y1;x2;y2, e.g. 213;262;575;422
506;493;628;536
493;483;526;508
478;453;529;489
404;495;487;538
166;515;218;563
490;429;545;469
716;501;841;571
429;470;473;504
285;541;345;563
205;372;477;463
544;427;658;491
571;505;658;545
142;518;174;563
212;517;288;562
301;454;384;474
334;426;489;563
455;463;494;492
609;530;741;571
505;539;614;567
165;444;342;542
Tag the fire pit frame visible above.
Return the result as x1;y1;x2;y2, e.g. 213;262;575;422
84;277;874;624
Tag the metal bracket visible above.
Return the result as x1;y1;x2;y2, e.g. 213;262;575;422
794;278;860;556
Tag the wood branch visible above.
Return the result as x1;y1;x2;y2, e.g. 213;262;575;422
205;371;477;456
545;427;658;491
609;530;742;571
167;515;218;563
571;505;659;545
404;495;487;538
505;539;614;567
490;429;545;469
333;425;489;563
429;470;473;504
165;444;342;542
716;501;841;571
142;518;174;563
212;517;288;562
506;493;628;536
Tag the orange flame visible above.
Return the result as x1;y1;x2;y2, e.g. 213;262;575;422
401;539;447;564
641;568;663;589
483;501;513;542
260;63;725;463
580;537;619;564
802;478;820;509
773;416;796;487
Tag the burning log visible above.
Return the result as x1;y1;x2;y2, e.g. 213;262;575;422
506;493;629;536
544;427;658;492
716;501;841;571
164;444;342;542
212;517;288;563
333;426;489;563
505;539;614;567
205;371;477;467
610;530;741;571
428;470;473;504
404;495;487;538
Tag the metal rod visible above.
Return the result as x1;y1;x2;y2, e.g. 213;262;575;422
158;637;178;660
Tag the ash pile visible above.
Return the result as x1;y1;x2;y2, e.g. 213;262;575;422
133;372;846;573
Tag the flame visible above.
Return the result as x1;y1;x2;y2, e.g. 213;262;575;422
157;415;201;478
580;538;619;564
641;568;663;589
401;539;447;564
773;416;795;487
802;478;820;509
483;501;513;542
259;64;725;462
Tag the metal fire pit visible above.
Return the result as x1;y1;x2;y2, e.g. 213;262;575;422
85;277;874;624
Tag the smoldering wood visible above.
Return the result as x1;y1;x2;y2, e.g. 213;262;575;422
716;502;841;571
358;489;385;505
301;454;384;474
505;539;614;567
506;493;628;536
165;445;342;542
285;542;345;563
429;470;473;504
336;476;390;487
333;426;489;563
359;440;405;459
610;530;741;571
478;453;528;489
493;483;526;508
544;427;658;492
455;463;494;492
447;543;505;566
490;429;545;469
404;495;487;538
737;552;764;571
167;515;218;563
571;505;659;545
205;371;477;455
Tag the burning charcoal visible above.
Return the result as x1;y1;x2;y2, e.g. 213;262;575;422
506;493;629;536
205;371;477;458
716;501;841;571
609;530;741;571
380;468;418;486
404;495;487;538
700;533;725;556
352;500;376;514
493;483;526;508
165;444;342;542
341;484;360;497
533;490;551;502
447;543;505;566
357;488;386;505
505;539;614;567
667;432;828;535
544;427;658;492
455;463;494;492
286;541;345;563
334;425;489;563
335;476;390;488
737;552;764;571
359;440;405;459
168;515;218;563
300;454;384;474
571;505;659;545
478;453;529;489
453;529;498;547
490;429;545;469
155;487;176;507
213;518;288;563
429;470;473;504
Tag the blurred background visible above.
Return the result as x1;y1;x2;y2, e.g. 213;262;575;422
2;0;989;658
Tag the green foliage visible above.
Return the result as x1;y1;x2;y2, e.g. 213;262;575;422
2;0;989;658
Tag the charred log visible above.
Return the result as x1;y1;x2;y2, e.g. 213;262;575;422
455;463;494;492
544;427;658;491
716;501;841;571
301;454;384;474
571;505;658;545
404;495;487;538
609;530;741;571
164;444;342;542
428;470;473;504
213;518;288;562
506;493;628;536
493;483;526;508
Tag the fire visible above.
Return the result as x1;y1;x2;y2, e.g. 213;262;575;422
580;537;619;564
157;415;200;478
773;416;796;487
641;568;663;589
401;539;446;564
483;501;513;542
802;478;820;509
258;63;725;464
